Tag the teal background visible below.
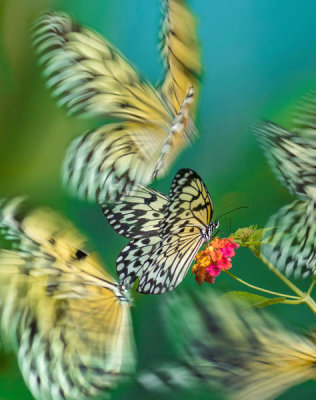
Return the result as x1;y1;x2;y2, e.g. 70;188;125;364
1;0;316;399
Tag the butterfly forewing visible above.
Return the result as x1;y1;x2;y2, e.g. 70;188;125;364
33;11;170;123
160;168;213;236
0;199;135;400
101;185;168;239
160;0;201;116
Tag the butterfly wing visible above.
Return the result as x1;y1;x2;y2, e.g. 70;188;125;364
262;195;316;279
159;0;201;116
100;185;168;239
33;11;171;123
254;120;316;197
142;291;316;400
137;226;203;294
0;199;135;400
160;168;213;235
121;169;213;294
63;122;170;202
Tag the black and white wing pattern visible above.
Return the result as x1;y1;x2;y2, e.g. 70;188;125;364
140;291;316;400
0;198;135;400
262;191;316;278
32;1;201;202
160;168;213;234
254;120;316;197
103;169;215;294
254;100;316;279
101;185;168;239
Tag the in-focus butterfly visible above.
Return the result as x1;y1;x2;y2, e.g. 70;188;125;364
140;290;316;400
32;0;201;202
0;198;135;400
101;168;219;294
254;96;316;279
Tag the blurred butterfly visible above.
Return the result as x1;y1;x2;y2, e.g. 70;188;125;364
0;198;135;400
140;290;316;400
254;95;316;279
32;0;201;202
101;168;219;294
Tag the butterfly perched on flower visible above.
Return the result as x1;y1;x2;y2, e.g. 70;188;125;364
254;96;316;279
101;168;219;294
140;290;316;400
0;198;135;400
32;0;201;202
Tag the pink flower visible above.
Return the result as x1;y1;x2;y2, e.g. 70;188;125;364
192;237;239;285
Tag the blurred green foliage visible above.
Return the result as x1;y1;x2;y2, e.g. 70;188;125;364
1;0;316;399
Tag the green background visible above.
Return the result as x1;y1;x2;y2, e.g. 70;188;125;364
0;0;316;399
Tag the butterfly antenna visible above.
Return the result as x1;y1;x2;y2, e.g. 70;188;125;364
216;206;248;220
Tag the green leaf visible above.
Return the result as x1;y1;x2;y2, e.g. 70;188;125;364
221;291;286;309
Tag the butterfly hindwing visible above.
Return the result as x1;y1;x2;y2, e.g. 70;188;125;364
63;122;168;202
137;226;203;294
101;185;168;239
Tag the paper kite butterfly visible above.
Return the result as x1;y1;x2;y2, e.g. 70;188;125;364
32;0;201;202
0;198;135;400
101;168;219;294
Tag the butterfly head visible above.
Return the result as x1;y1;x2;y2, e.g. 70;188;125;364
116;283;133;305
202;221;219;242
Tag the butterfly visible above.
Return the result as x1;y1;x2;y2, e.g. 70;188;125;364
0;197;135;400
254;96;316;279
140;290;316;400
32;0;201;202
101;168;219;294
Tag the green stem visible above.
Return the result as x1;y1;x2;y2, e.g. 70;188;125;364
258;253;305;297
258;253;316;315
223;270;300;299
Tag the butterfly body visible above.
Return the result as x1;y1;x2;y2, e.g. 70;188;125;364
102;168;218;294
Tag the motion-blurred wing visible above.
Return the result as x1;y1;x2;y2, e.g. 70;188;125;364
254;121;316;197
140;291;316;400
160;168;213;235
262;194;316;279
63;122;170;202
137;226;203;294
160;0;201;116
0;199;135;400
33;11;170;123
100;185;168;239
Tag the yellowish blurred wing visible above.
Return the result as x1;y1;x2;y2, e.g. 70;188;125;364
160;0;201;116
0;199;135;400
33;11;171;124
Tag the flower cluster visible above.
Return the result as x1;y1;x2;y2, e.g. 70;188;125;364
192;237;239;285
